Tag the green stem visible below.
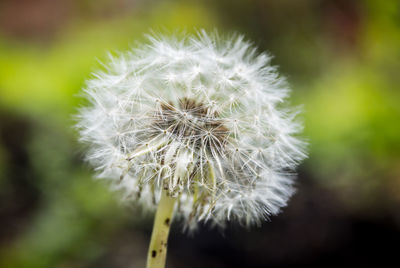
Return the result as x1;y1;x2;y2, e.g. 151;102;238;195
146;190;176;268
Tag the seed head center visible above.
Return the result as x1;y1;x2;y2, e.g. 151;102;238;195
153;97;229;151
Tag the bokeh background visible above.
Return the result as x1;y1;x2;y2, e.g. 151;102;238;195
1;0;399;267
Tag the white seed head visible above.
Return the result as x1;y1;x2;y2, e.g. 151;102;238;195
76;31;307;230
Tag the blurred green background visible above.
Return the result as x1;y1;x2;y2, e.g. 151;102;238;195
0;0;399;267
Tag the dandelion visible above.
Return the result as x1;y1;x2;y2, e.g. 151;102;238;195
76;30;307;268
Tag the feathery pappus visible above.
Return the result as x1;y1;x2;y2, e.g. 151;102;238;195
76;30;307;230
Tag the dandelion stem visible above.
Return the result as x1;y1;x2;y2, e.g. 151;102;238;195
146;190;176;268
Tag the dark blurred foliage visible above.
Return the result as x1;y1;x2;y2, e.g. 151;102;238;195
0;0;399;267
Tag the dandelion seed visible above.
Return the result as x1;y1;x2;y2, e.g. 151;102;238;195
76;30;307;268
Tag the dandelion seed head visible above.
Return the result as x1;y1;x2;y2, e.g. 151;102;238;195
76;30;307;230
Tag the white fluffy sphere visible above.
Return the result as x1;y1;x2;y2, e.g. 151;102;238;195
76;31;307;229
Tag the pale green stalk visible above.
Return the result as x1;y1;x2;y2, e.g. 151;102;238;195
146;190;176;268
